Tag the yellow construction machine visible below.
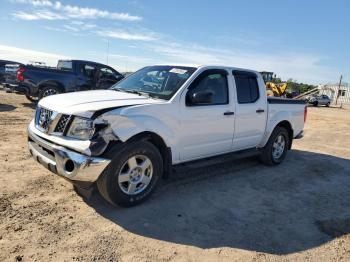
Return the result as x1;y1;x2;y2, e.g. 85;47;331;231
260;71;288;97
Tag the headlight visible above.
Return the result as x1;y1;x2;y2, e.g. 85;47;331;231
66;117;95;140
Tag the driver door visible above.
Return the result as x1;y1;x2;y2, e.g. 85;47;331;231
76;63;97;91
96;67;123;89
179;69;235;161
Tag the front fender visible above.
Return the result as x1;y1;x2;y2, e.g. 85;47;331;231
116;115;174;145
99;108;176;149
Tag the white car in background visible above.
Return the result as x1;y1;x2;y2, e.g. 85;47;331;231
308;94;331;107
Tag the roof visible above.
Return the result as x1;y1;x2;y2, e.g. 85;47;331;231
58;59;111;67
150;64;259;74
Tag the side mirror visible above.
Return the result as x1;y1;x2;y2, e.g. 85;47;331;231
115;74;124;80
187;90;213;105
104;74;123;82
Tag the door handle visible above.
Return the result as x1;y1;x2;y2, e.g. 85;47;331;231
256;109;265;113
223;111;235;116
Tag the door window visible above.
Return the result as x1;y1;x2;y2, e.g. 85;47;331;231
234;72;259;103
100;67;114;77
80;64;96;79
186;70;228;106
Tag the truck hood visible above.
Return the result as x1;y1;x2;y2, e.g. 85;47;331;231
38;90;163;118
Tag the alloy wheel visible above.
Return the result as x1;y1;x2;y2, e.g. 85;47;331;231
118;155;153;195
42;88;58;97
272;134;285;159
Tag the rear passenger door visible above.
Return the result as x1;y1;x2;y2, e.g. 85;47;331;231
232;71;267;150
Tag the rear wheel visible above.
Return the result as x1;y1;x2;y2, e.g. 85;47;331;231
39;86;61;100
25;94;38;103
266;88;274;97
259;126;290;165
97;141;163;207
313;101;318;107
326;102;330;107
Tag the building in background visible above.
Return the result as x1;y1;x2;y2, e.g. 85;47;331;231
318;85;350;105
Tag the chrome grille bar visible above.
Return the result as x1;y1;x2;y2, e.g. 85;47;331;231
35;107;70;135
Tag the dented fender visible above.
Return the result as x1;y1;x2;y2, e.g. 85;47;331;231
93;105;177;157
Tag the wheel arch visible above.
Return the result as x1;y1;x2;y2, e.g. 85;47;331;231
259;118;294;150
125;131;172;178
275;120;293;149
38;80;65;93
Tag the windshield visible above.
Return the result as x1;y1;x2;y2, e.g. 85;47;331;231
111;65;197;100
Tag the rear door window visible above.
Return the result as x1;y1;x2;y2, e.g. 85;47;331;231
57;61;73;71
233;72;260;103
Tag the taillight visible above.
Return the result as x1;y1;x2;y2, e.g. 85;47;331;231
304;106;307;123
17;68;25;82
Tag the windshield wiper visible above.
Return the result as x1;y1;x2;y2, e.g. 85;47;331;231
111;87;129;93
112;88;157;99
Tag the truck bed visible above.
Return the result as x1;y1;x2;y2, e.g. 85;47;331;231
267;97;306;104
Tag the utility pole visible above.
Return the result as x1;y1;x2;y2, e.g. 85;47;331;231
106;40;109;65
336;75;342;105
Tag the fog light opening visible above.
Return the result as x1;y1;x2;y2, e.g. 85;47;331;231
64;159;75;173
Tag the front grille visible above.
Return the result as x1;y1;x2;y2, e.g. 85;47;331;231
35;107;71;135
54;114;71;133
36;107;53;131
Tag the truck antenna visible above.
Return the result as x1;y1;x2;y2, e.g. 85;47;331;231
106;40;110;65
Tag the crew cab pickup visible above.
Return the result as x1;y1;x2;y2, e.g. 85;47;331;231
27;65;306;206
17;59;124;101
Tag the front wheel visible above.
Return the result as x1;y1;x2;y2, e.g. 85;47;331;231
259;126;290;165
97;141;163;207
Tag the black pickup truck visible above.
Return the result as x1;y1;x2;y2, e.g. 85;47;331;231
16;60;124;101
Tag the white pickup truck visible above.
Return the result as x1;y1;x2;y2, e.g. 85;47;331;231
28;65;306;206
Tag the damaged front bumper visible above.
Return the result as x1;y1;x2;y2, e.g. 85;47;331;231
28;126;111;183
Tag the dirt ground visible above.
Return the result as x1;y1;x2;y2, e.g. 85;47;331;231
1;90;350;262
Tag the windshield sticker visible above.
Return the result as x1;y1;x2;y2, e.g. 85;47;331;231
169;68;187;74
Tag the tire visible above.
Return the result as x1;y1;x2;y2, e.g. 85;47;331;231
326;102;330;107
97;141;163;207
313;101;318;107
39;86;61;100
266;88;274;97
259;126;290;166
25;94;39;103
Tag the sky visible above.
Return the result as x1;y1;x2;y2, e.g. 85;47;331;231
0;0;349;84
